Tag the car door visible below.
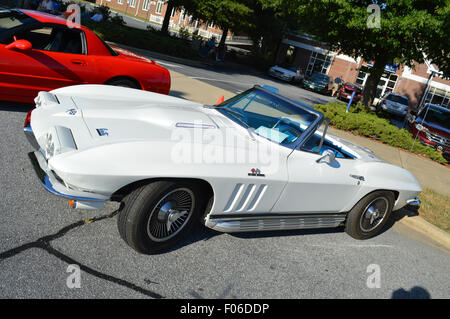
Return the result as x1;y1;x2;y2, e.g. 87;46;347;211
0;24;97;101
272;122;362;214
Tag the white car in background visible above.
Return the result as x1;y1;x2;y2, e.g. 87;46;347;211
25;84;422;254
268;65;304;83
377;92;410;117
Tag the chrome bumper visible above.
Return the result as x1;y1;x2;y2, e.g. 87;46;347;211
406;198;421;206
24;123;40;151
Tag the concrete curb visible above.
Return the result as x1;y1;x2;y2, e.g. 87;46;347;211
398;215;450;251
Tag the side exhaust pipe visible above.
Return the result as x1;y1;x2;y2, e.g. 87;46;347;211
69;200;105;210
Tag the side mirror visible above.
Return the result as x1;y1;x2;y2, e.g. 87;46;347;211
5;39;32;51
316;149;336;164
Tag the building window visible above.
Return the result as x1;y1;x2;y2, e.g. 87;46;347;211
155;1;163;14
118;0;123;4
142;0;150;11
356;65;398;99
129;0;136;8
170;8;175;17
208;21;214;28
306;51;333;75
424;86;450;109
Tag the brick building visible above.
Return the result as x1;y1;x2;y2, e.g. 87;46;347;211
96;0;230;41
276;33;450;109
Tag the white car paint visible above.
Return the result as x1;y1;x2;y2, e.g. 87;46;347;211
27;84;421;233
268;65;304;82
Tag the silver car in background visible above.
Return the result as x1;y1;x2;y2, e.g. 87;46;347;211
377;92;410;117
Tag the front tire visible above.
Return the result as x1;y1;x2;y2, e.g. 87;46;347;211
345;191;395;240
117;181;204;254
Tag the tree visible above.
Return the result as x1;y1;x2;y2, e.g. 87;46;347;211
161;0;195;34
262;0;450;107
191;0;253;53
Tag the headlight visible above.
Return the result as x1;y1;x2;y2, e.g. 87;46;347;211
415;123;427;132
43;126;77;160
44;132;55;159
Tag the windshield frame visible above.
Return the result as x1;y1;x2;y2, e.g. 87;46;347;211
212;85;324;150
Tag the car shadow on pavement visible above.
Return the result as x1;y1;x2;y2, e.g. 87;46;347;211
0;101;34;113
391;286;431;299
169;206;422;253
168;90;189;100
375;205;420;237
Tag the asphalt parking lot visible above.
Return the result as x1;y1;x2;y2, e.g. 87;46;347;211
1;68;449;298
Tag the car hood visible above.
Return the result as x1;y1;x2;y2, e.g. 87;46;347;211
416;118;450;138
33;85;253;152
305;78;327;86
270;66;296;75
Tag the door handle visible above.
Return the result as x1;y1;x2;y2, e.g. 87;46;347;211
71;59;86;66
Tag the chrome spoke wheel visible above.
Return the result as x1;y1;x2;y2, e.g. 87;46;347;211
147;188;194;242
359;197;388;232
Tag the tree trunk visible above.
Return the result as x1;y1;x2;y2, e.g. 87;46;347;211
362;56;389;107
218;25;229;52
161;0;175;34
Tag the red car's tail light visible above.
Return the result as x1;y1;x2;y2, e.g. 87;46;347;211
24;108;34;128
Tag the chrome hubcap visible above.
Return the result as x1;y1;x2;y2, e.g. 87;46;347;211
147;188;194;242
360;197;388;232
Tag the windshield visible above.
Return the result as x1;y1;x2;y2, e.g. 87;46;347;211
0;10;35;32
310;73;329;82
387;94;408;105
420;105;450;130
213;88;319;147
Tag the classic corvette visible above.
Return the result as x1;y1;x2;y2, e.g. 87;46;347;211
24;84;422;254
0;9;170;103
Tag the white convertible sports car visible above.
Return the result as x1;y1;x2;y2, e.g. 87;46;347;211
24;84;422;254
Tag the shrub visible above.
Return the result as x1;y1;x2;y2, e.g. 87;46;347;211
314;102;447;164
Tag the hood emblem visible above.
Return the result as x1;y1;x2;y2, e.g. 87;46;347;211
96;128;109;136
66;108;77;115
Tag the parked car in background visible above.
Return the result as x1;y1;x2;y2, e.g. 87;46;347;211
0;9;170;103
408;103;450;158
268;65;304;83
25;84;422;254
337;82;362;103
377;92;409;117
302;73;333;95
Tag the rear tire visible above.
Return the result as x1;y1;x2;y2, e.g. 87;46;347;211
117;181;204;254
345;191;395;240
106;78;140;89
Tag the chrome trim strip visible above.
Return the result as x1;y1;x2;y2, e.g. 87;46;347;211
406;198;421;206
28;151;107;202
209;212;346;221
206;214;346;233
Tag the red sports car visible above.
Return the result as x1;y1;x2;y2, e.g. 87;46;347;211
0;9;170;103
337;82;362;103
